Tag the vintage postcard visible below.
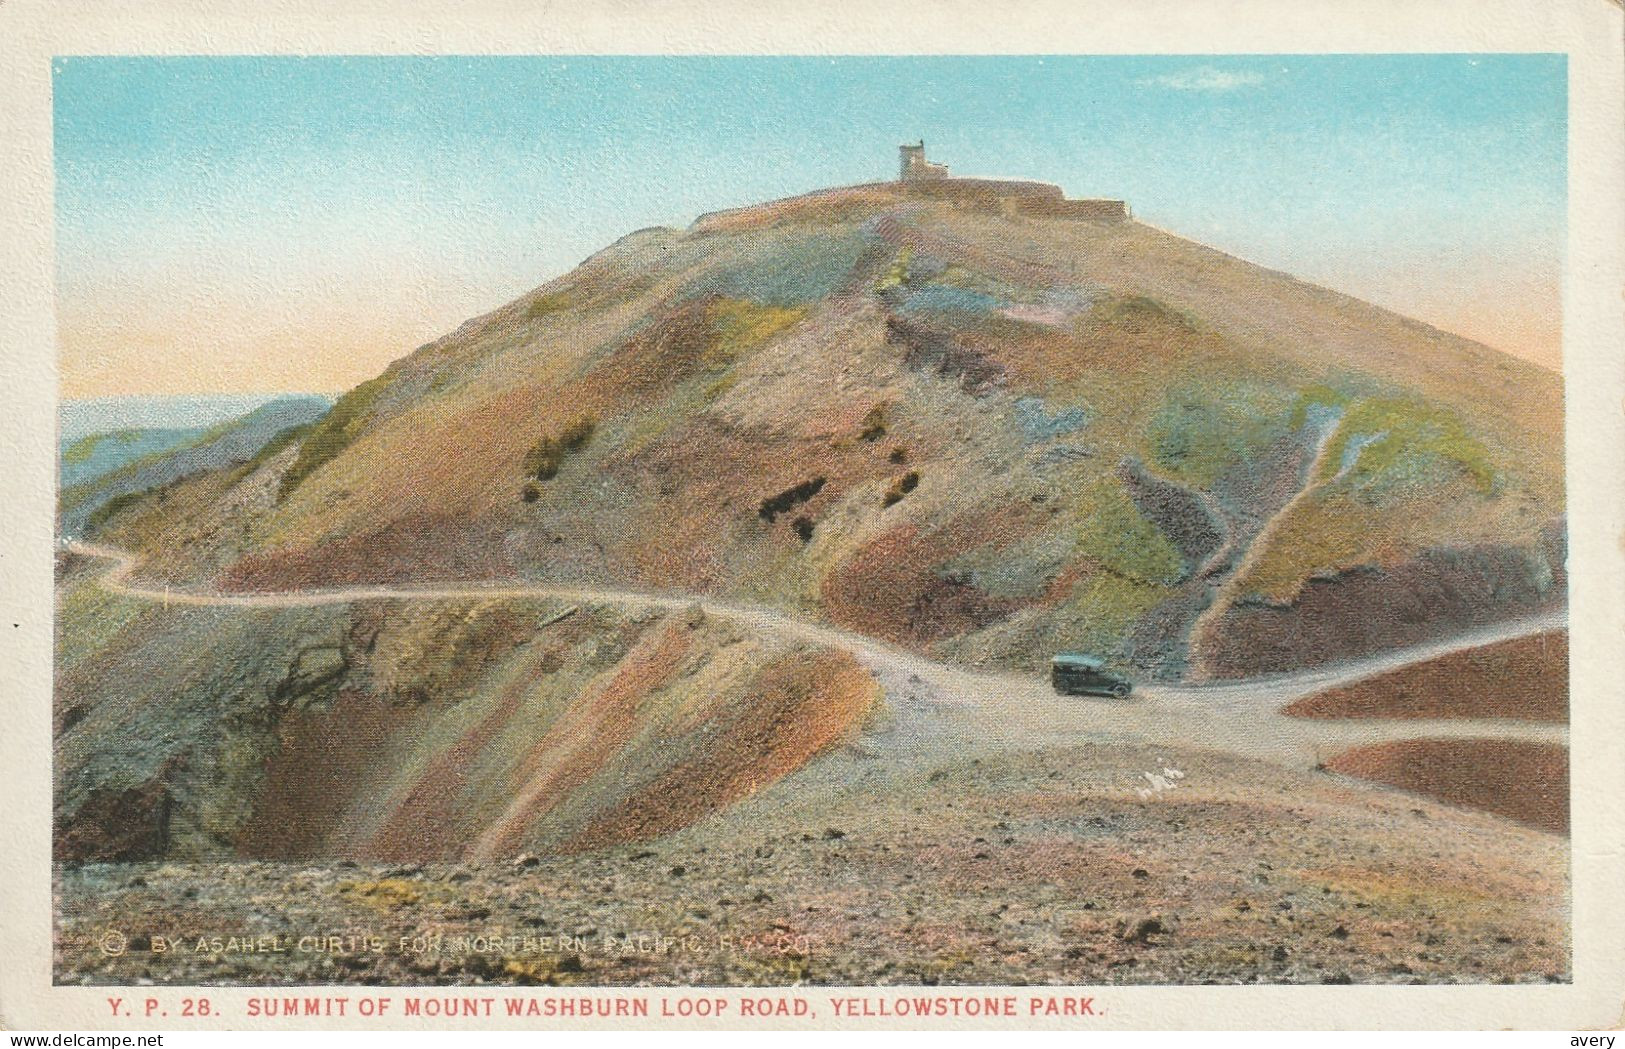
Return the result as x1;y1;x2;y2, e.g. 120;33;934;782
2;0;1622;1033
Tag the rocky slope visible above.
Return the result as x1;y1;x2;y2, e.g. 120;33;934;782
53;552;880;865
56;739;1569;986
1286;630;1568;722
79;181;1565;681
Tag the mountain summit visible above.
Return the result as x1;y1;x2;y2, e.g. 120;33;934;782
87;162;1564;680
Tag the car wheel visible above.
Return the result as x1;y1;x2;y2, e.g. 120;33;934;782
1110;683;1130;699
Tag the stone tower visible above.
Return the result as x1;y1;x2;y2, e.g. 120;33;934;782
899;141;949;181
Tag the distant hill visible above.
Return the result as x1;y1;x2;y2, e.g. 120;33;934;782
58;392;320;490
83;180;1564;679
59;392;326;441
60;426;207;491
59;395;331;539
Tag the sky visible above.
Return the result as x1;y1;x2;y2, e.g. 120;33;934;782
53;54;1567;397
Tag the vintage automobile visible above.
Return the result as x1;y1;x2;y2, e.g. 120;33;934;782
1049;652;1133;698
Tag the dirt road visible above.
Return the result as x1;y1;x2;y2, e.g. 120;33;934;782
65;540;1567;770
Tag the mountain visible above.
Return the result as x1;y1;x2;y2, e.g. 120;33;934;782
59;392;319;442
82;179;1563;680
58;393;331;493
52;179;1572;972
60;425;207;491
58;395;332;539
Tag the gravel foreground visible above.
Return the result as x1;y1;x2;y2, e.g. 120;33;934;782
56;741;1569;987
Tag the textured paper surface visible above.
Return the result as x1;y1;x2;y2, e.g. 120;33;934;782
3;0;1622;1031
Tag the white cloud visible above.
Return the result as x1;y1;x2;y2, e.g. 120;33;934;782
1141;67;1267;92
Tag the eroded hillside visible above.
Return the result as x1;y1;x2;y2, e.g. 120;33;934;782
79;183;1565;679
53;552;880;864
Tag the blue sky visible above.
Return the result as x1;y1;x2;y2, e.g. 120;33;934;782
54;54;1567;395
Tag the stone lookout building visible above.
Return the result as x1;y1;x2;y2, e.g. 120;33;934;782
689;144;1129;232
896;141;1129;220
899;141;950;180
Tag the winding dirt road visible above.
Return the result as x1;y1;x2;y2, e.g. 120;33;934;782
64;539;1567;770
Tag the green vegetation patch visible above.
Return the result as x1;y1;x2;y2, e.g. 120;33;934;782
704;297;807;364
251;421;314;466
874;246;913;294
1320;396;1496;495
54;580;152;671
934;262;1020;301
229;422;316;484
1239;491;1383;603
681;297;809;406
1290;383;1351;428
1072;476;1186;587
61;430;139;465
278;375;390;500
1147;379;1297;488
60;433;100;466
938;528;1077;601
60;437;197;515
1058;571;1172;658
524;291;572;323
338;878;424;911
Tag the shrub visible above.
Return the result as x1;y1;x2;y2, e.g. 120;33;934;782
521;482;541;503
859;404;888;442
889;445;908;464
525;437;564;480
1092;294;1198;337
882;470;920;508
559;415;596;450
791;516;814;542
759;477;826;523
523;414;597;481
